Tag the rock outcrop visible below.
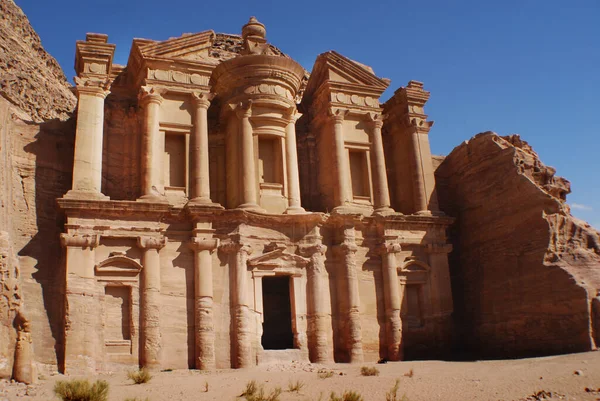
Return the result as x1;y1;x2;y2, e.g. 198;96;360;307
0;0;76;381
436;132;600;358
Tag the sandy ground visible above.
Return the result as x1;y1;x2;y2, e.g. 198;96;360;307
2;351;600;401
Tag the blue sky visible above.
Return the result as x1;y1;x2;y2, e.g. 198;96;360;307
16;0;599;228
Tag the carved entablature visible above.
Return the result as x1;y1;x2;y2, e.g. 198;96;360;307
300;51;389;121
60;233;99;249
75;33;116;80
383;80;434;135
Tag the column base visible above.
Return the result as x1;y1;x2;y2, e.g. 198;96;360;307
62;190;109;201
284;206;306;214
374;206;395;216
415;210;433;216
332;204;362;215
137;194;169;204
187;197;224;209
237;203;265;212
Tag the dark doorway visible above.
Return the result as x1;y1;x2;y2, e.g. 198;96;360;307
261;276;294;349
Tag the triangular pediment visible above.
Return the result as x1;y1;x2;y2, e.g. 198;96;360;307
302;51;390;107
138;30;216;62
248;245;309;268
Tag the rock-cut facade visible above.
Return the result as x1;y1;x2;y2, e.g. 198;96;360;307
56;17;455;372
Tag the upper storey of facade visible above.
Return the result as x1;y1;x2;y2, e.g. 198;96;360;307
61;17;441;217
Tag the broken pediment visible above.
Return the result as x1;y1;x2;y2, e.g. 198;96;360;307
247;243;309;269
137;30;217;63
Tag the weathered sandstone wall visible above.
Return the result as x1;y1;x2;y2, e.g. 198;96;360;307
0;0;76;378
436;132;600;358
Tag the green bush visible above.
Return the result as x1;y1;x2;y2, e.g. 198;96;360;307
53;379;109;401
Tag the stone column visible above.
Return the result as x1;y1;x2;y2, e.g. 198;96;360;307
188;237;219;370
410;127;428;214
334;229;363;363
221;242;254;368
12;311;34;384
64;78;110;200
60;233;99;373
284;107;305;214
301;242;333;363
330;109;352;209
138;86;166;202
236;102;260;210
380;242;403;361
368;114;392;213
138;236;166;370
190;92;214;204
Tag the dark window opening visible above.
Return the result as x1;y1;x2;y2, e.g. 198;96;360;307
261;276;294;350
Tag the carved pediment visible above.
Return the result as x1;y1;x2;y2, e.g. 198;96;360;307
138;30;217;63
302;51;389;107
95;255;142;277
248;243;309;269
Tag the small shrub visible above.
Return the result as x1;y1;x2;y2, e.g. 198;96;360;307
127;368;152;384
54;379;109;401
385;379;409;401
404;369;414;378
239;381;282;401
317;369;334;379
287;379;305;393
360;366;380;376
329;390;364;401
204;381;209;392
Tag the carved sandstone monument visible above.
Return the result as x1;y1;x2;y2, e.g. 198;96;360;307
0;0;598;380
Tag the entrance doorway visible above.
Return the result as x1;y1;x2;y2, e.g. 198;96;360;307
261;276;294;349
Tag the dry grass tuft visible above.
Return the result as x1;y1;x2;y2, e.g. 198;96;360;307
240;380;282;401
360;366;380;376
329;390;364;401
404;369;414;378
318;369;335;379
287;379;305;393
53;379;109;401
385;379;409;401
127;368;152;384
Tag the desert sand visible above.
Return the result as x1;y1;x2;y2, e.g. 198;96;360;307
2;351;600;401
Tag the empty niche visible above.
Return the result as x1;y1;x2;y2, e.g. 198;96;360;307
258;136;283;185
165;133;186;189
349;150;370;198
404;284;423;327
104;286;132;354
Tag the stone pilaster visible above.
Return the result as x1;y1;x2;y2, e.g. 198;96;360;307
221;241;254;368
189;92;216;205
137;236;166;370
60;233;100;373
300;240;333;363
426;243;454;317
188;236;219;370
284;107;305;214
330;108;352;210
138;86;167;202
333;228;363;363
368;113;393;213
379;242;403;360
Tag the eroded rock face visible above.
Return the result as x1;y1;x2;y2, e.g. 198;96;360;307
0;0;76;381
436;132;600;358
0;0;76;122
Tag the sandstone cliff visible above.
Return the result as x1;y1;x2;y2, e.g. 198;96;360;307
436;132;600;358
0;0;76;381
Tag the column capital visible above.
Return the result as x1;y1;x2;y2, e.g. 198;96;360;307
298;242;327;257
60;233;99;249
328;107;349;124
284;106;302;124
191;92;214;109
219;241;253;256
366;112;384;129
333;241;358;256
137;236;166;250
189;238;219;253
139;86;165;106
74;76;112;98
377;242;402;255
235;100;253;119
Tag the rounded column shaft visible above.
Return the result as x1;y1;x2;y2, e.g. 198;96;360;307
139;87;165;201
411;130;427;213
191;93;213;203
237;105;259;209
138;237;165;370
381;244;403;361
369;116;392;212
332;111;352;207
284;109;305;213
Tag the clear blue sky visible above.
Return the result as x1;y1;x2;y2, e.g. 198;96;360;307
16;0;600;228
